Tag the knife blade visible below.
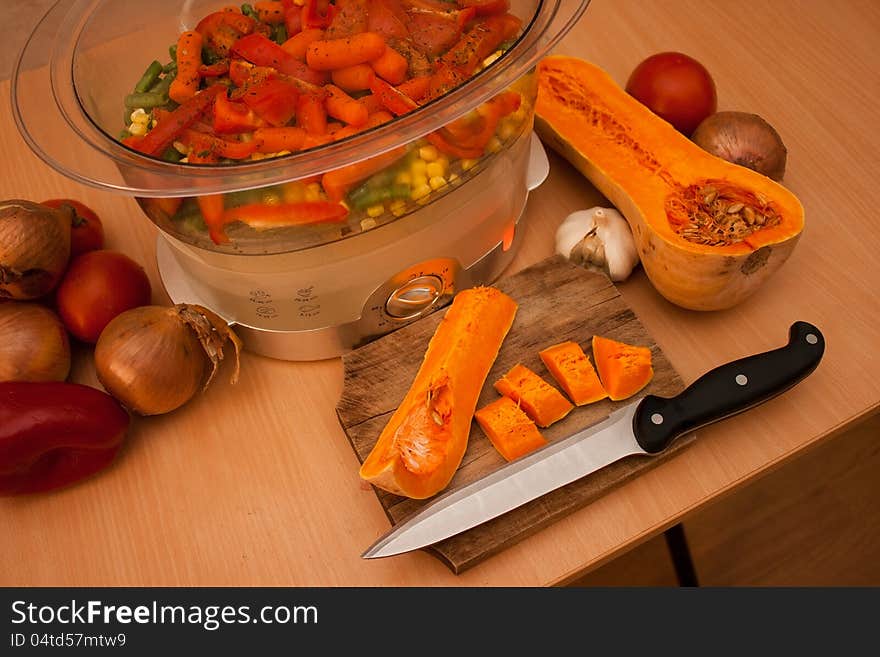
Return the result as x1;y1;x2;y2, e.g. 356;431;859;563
362;321;825;560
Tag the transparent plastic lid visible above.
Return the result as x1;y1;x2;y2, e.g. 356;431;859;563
13;0;589;198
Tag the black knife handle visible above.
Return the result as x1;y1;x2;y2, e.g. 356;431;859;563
633;321;825;454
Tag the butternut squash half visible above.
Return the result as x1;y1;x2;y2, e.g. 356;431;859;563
535;56;804;310
359;287;518;499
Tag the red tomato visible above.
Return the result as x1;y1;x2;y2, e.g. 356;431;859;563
41;198;105;258
625;52;717;135
56;250;152;344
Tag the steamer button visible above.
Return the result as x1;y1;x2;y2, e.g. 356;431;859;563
385;275;444;319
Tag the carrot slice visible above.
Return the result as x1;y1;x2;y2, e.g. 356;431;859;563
475;396;547;462
494;364;573;427
324;84;369;126
330;63;375;92
169;31;203;104
539;341;608;406
369;44;408;85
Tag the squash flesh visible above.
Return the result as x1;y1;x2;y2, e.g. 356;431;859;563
494;363;573;427
591;335;654;402
475;396;547;462
359;287;518;499
535;56;804;310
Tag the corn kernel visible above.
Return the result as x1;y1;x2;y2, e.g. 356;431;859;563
128;121;148;136
418;145;439;161
411;173;428;189
360;218;377;231
394;171;412;185
449;173;459;184
426;161;445;179
410;159;427;176
437;156;450;170
498;120;516;141
411;183;431;200
173;141;189;154
366;204;385;218
390;200;407;217
282;182;306;203
482;51;502;68
262;193;281;205
130;108;149;123
487;136;502;153
304;182;323;201
429;176;446;191
461;158;478;171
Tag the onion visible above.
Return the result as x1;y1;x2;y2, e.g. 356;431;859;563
0;199;72;299
0;302;71;382
94;304;242;415
691;111;788;181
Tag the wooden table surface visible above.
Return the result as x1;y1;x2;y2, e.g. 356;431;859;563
1;0;878;586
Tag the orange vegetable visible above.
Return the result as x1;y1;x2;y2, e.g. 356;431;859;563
253;126;307;152
254;1;286;24
324;84;369;126
281;28;326;60
369;44;408;85
169;31;204;104
494;364;573;428
475;396;547;462
321;145;407;202
539;341;608;406
396;75;431;102
359;287;518;499
197;194;229;245
330;63;375;92
306;31;387;71
591;335;654;401
296;92;328;134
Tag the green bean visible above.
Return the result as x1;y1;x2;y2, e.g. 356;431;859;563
349;183;412;210
149;69;176;96
124;91;168;110
168;44;177;61
162;60;177;74
241;4;258;20
273;24;288;45
161;147;182;163
134;60;163;93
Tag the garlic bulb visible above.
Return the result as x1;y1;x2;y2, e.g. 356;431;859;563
555;207;640;282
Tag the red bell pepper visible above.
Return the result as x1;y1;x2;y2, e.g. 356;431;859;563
231;33;328;85
457;0;510;16
129;85;225;157
221;200;349;229
214;91;266;134
181;129;257;162
197;194;229;244
301;0;336;29
240;77;300;126
196;10;257;57
369;75;419;116
198;59;231;77
0;382;129;495
280;0;304;35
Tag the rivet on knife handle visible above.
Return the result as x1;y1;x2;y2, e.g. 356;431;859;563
633;321;825;454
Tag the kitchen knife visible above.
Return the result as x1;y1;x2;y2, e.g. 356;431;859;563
362;321;825;559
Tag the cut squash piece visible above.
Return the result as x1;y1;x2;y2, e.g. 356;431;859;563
494;363;573;427
359;287;518;499
475;396;547;462
591;335;653;401
539;340;608;406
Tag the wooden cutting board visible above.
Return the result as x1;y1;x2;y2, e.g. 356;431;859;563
336;256;691;574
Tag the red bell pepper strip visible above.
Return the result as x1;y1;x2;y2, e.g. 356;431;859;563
240;77;300;126
220;200;349;229
130;85;225;157
321;146;408;202
197;194;230;244
181;129;257;161
214;91;266;134
0;382;129;495
196;10;257;57
296;91;328;134
231;33;327;85
280;0;303;35
428;90;520;157
301;0;336;29
324;0;369;39
369;75;418;116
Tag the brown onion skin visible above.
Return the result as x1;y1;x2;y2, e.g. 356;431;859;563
691;111;787;181
0;200;72;300
0;303;71;382
94;306;209;416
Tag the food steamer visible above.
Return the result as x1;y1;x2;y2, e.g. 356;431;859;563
13;0;590;360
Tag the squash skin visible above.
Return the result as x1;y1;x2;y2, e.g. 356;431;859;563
535;56;804;311
359;287;518;499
